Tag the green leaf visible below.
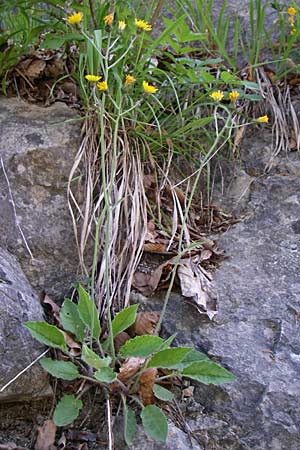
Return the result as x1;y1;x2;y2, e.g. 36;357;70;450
60;299;85;342
220;71;237;82
147;347;193;369
160;334;177;350
94;367;117;383
77;285;101;340
119;336;164;358
111;304;138;337
240;80;260;90
199;69;215;83
171;349;210;370
42;34;65;50
81;344;111;369
182;361;236;385
40;358;80;380
124;403;137;446
141;405;168;443
24;322;66;351
153;384;174;401
53;394;83;426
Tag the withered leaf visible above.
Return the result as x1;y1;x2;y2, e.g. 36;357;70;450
138;367;158;406
24;58;46;79
131;312;160;336
143;242;167;253
177;260;217;320
35;419;56;450
118;357;145;384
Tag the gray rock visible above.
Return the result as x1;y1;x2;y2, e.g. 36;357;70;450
131;133;300;449
0;97;82;300
114;420;202;450
0;248;52;402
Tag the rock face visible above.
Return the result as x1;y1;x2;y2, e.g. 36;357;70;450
0;97;82;300
0;248;52;402
132;131;300;450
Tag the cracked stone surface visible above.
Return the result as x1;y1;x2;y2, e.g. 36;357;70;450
132;130;300;450
0;97;83;300
0;248;52;402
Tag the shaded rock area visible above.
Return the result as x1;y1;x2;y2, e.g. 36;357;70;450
0;97;82;300
0;248;52;403
132;130;300;450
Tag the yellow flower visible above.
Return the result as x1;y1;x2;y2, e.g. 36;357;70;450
288;6;296;15
291;27;296;35
257;115;269;123
229;90;240;102
210;90;224;102
67;12;83;25
97;81;108;91
118;20;126;31
135;18;152;31
143;80;158;94
104;13;114;26
125;74;136;86
288;15;295;25
85;74;101;82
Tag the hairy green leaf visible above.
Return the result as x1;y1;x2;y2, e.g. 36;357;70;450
60;299;85;342
77;285;100;340
182;361;236;385
124;403;137;446
94;367;117;383
111;304;138;337
40;358;80;380
53;394;83;426
141;405;168;442
119;336;163;358
147;347;193;369
82;344;111;369
153;384;174;401
24;322;66;351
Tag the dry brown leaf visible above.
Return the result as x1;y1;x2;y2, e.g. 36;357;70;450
61;331;81;356
143;242;167;253
24;58;46;79
177;259;217;320
139;368;158;405
114;331;131;353
200;249;213;261
118;357;145;384
43;295;60;323
35;419;56;450
131;312;160;336
234;125;246;148
133;256;177;296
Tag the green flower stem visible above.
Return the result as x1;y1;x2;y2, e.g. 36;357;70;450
108;37;137;70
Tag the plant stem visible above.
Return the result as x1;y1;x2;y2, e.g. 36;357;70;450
88;0;98;29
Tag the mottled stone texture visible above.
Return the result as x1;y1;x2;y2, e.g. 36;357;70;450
0;248;52;402
132;131;300;450
0;97;82;300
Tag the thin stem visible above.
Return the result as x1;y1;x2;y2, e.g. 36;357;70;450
88;0;98;29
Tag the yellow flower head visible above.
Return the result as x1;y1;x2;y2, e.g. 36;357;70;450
229;90;240;102
85;74;101;82
288;15;295;25
135;18;152;31
125;74;136;86
143;80;158;94
291;27;296;35
288;6;296;15
210;90;224;102
97;81;108;91
104;13;114;26
257;115;269;123
67;12;83;25
118;20;126;31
